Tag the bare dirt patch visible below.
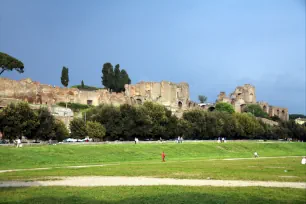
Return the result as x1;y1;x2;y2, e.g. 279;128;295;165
0;176;305;189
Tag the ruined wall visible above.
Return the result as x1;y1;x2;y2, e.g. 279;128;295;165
0;78;192;116
0;78;128;107
124;81;190;113
269;106;289;121
229;84;256;104
216;84;288;120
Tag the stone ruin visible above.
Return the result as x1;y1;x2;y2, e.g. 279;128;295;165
0;78;195;117
216;84;288;121
0;78;288;121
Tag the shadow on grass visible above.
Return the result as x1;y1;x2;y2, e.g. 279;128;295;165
1;190;304;204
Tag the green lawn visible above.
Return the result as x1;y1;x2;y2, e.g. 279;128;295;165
1;157;305;182
0;142;305;204
0;186;305;204
0;142;305;169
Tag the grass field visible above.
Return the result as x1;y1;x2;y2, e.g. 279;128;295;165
1;157;305;182
0;142;305;169
0;142;305;203
1;186;305;204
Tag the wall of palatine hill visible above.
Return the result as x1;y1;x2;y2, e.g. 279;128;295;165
216;84;289;121
0;78;289;121
0;78;198;117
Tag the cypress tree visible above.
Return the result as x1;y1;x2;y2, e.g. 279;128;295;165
61;66;69;87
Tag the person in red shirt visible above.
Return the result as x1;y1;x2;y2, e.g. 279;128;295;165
162;151;166;162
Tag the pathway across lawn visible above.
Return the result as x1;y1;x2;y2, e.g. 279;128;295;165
1;176;305;189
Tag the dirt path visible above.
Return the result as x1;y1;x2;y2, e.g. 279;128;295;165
0;156;303;174
0;176;305;189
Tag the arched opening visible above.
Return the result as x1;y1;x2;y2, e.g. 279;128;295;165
277;109;280;116
263;105;267;113
208;107;215;112
281;110;285;118
178;101;182;109
240;104;246;112
136;99;142;105
200;105;206;109
188;102;191;108
249;93;254;102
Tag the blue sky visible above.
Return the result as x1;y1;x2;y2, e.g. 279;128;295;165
0;0;305;114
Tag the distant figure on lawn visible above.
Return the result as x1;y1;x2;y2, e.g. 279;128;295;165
162;151;166;162
134;137;139;144
221;137;225;143
15;138;21;148
217;137;221;143
254;151;259;158
301;157;306;165
178;136;183;143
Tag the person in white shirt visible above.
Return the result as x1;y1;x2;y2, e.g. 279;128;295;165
254;151;259;158
16;138;21;148
301;157;306;165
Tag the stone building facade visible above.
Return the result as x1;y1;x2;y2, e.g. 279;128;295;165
217;84;288;121
0;78;193;116
0;78;289;120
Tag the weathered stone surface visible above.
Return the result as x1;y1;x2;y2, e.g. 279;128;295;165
0;78;193;116
217;84;288;121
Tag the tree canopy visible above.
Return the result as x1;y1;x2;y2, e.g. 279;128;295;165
243;104;269;118
198;95;207;103
0;52;24;75
1;102;306;142
0;102;68;141
101;63;131;92
215;102;235;114
61;66;69;87
86;121;106;141
289;114;306;120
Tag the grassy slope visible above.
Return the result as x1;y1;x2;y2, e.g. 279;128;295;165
1;157;305;182
0;142;305;169
0;186;305;204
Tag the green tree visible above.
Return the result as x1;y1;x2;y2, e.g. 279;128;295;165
61;66;69;87
53;119;69;141
289;114;306;120
215;102;235;114
234;113;264;139
0;52;24;75
101;62;114;91
70;118;87;138
34;107;56;141
81;80;85;89
113;64;121;92
182;109;207;139
0;102;38;141
198;95;207;103
86;121;106;141
243;104;268;118
143;101;169;139
119;69;131;92
86;105;122;140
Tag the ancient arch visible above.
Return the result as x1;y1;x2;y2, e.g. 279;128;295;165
136;98;142;105
208;106;215;112
178;101;183;109
240;104;246;112
263;105;267;113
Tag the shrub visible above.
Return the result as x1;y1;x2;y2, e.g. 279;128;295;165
86;121;106;141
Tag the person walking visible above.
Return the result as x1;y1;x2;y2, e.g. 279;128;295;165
301;157;306;165
162;151;166;162
254;151;259;158
16;138;21;148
